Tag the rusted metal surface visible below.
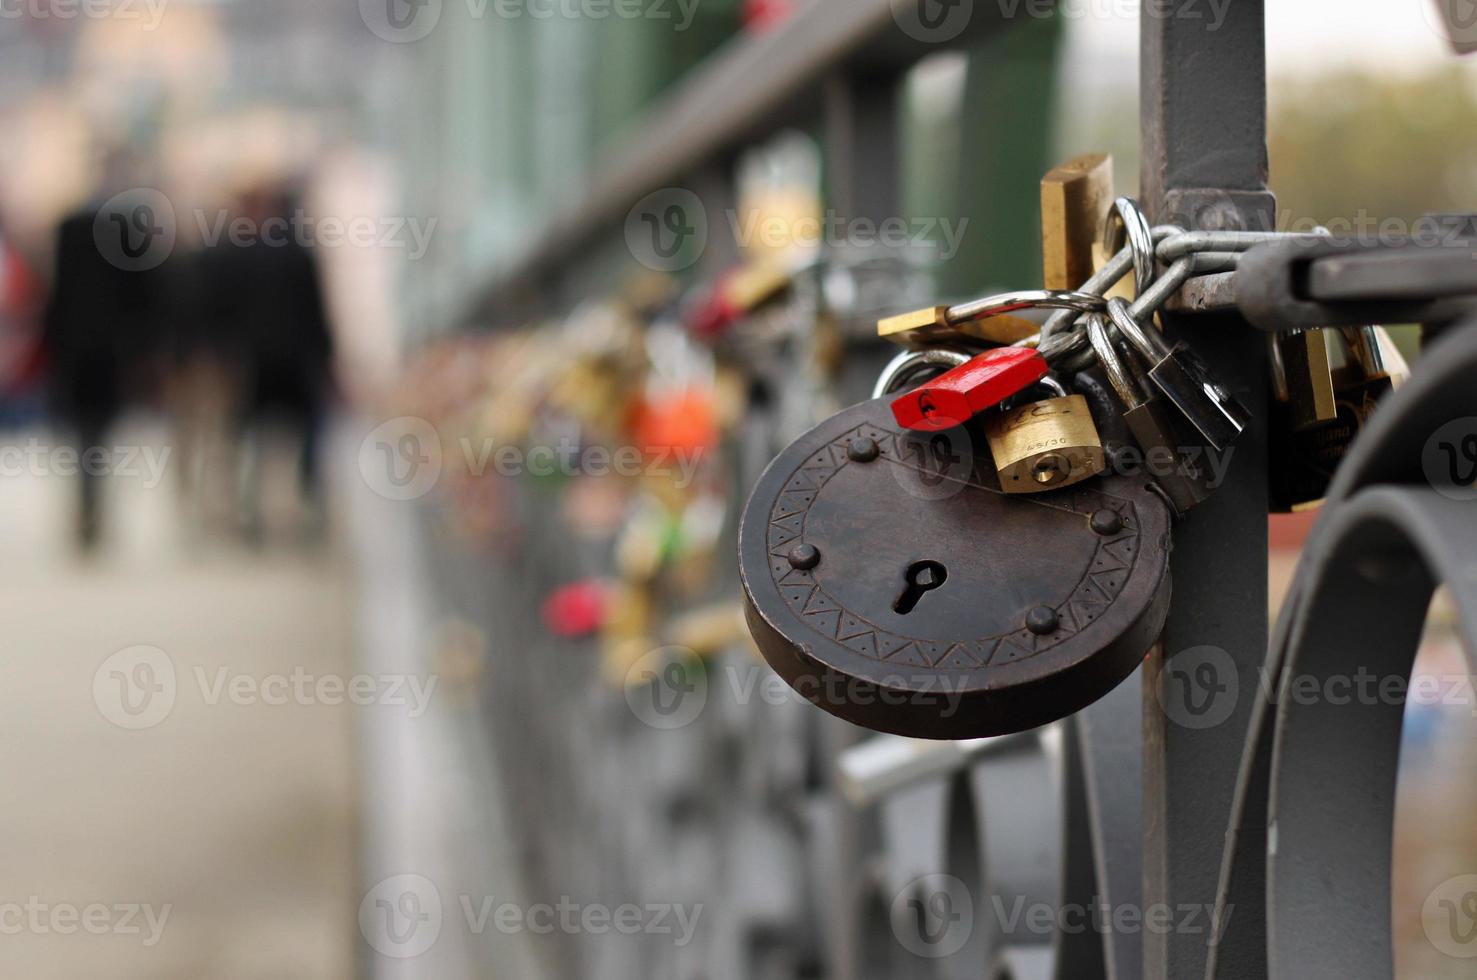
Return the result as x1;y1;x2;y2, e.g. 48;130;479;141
738;396;1171;739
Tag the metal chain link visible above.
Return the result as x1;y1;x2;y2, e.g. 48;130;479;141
873;199;1328;391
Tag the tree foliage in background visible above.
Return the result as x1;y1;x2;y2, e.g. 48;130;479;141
1268;67;1477;225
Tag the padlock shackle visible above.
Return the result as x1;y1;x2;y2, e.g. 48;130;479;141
948;288;1107;325
1338;325;1388;378
1086;313;1141;410
1106;296;1172;364
1101;197;1156;297
872;347;971;400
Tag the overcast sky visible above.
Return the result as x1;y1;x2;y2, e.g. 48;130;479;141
1062;0;1468;78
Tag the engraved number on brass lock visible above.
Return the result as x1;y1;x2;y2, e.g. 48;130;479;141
893;560;948;615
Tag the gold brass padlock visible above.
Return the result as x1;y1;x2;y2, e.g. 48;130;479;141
984;377;1106;494
1269;324;1409;512
1041;152;1114;292
1272;328;1338;430
877;305;1040;347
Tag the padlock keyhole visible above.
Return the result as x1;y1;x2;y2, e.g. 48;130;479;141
894;560;948;615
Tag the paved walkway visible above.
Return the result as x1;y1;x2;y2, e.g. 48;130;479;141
0;423;356;978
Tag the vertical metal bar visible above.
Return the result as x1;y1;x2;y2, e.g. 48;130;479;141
816;70;906;980
1140;4;1272;979
823;70;905;405
943;15;1064;296
825;71;901;236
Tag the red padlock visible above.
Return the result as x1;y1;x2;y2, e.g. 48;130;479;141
890;347;1048;431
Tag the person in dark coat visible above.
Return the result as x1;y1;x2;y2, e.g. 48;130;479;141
217;185;335;542
43;202;164;550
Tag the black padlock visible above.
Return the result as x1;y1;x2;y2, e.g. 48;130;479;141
738;396;1173;739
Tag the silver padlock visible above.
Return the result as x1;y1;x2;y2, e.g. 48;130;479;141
1086;313;1213;515
1105;296;1250;451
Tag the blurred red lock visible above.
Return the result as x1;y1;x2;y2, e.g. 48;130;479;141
630;387;718;461
890;347;1048;432
542;580;610;638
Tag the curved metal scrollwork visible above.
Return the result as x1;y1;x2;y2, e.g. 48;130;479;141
1208;321;1477;979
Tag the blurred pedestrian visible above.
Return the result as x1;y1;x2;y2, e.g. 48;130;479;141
217;184;335;543
42;193;163;551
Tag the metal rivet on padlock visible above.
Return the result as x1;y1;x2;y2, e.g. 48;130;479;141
737;396;1173;739
983;376;1106;494
889;347;1048;432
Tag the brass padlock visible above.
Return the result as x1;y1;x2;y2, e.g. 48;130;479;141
985;377;1106;493
1269;325;1408;511
1272;329;1337;431
877;305;1040;348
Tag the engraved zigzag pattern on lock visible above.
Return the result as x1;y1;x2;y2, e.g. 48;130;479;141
765;423;1142;670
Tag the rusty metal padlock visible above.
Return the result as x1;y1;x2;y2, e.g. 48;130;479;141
737;395;1173;739
984;376;1107;494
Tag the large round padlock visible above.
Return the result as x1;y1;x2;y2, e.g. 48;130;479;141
738;396;1172;739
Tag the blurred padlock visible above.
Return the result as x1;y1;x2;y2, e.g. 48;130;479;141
1269;325;1408;511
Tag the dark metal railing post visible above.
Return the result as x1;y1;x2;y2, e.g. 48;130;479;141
1140;3;1273;979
